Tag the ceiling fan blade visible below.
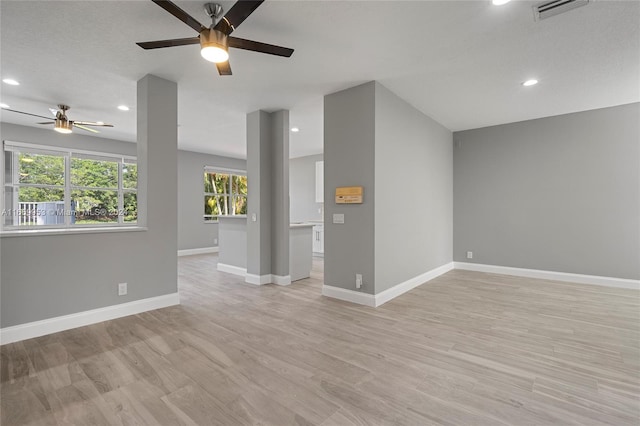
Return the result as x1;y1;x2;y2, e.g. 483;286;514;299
74;124;100;134
74;121;114;127
137;37;200;50
2;109;54;121
214;0;264;35
228;37;293;57
37;122;54;125
216;61;232;76
151;0;207;33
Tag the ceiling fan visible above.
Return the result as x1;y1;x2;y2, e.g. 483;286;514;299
136;0;294;76
3;104;113;134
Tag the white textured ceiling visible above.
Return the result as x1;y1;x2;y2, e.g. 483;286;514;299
1;0;638;159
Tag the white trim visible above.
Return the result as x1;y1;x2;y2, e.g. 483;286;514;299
375;262;455;306
454;262;640;290
272;275;292;286
178;247;219;257
217;263;247;277
0;292;180;345
322;262;455;307
322;285;376;307
1;226;147;238
245;273;272;285
203;166;247;175
217;267;291;286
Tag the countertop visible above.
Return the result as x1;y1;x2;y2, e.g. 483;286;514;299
290;223;315;229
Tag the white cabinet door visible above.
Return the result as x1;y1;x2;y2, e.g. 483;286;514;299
315;161;324;203
312;224;324;253
318;227;324;253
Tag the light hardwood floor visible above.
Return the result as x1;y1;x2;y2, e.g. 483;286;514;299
2;255;639;425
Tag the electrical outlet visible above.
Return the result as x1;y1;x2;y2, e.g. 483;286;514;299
214;238;218;245
466;251;473;259
356;274;363;289
118;282;128;296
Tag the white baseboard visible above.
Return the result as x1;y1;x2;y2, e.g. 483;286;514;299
217;263;247;277
245;273;272;285
322;285;376;307
219;266;291;286
178;247;219;257
272;275;292;286
375;262;455;306
0;292;180;345
323;262;454;308
454;262;640;290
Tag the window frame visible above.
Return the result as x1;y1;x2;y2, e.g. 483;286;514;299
2;140;137;231
203;167;247;223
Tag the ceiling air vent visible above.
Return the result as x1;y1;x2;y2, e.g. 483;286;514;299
533;0;589;21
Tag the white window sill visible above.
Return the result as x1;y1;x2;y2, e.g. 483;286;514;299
0;226;148;238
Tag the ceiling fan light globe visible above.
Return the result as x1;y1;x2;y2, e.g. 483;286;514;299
201;46;229;63
200;29;229;63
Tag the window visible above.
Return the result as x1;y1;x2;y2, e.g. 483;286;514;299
2;141;137;229
204;168;247;221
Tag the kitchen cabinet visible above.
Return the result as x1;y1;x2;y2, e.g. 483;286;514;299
315;161;324;203
312;224;324;254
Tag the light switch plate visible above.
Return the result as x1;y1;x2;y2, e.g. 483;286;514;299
333;213;344;224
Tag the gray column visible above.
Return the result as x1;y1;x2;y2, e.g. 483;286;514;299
246;110;290;284
270;110;290;279
137;74;178;284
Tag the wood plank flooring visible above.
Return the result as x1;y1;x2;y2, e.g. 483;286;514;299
2;255;639;425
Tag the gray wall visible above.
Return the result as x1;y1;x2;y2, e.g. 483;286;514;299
324;82;376;294
217;217;247;269
374;82;453;293
453;102;640;280
178;150;245;251
1;74;179;327
290;154;324;223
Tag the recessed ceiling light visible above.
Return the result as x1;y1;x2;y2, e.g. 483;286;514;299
291;127;299;132
117;105;130;111
2;78;19;86
0;103;9;109
492;0;511;5
522;79;539;87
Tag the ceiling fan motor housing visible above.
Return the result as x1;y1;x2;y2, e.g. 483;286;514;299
200;28;228;50
54;118;73;134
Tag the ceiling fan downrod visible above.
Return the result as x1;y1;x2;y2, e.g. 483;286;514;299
204;3;223;26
